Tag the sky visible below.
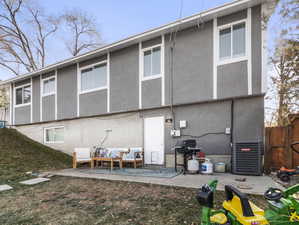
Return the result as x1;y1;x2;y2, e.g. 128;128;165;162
0;0;280;81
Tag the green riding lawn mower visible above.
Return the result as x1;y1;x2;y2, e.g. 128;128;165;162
196;180;299;225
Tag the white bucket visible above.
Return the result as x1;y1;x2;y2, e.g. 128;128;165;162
214;162;226;173
201;158;213;174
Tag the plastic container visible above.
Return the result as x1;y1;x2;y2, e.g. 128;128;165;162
201;158;213;174
188;156;199;174
214;162;226;173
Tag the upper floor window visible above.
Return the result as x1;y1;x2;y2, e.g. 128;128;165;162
219;22;246;61
42;77;55;96
15;85;31;105
142;46;161;78
80;62;107;93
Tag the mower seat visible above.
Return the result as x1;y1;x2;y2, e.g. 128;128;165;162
210;213;227;224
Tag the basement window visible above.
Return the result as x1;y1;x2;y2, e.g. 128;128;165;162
15;85;31;106
44;126;64;143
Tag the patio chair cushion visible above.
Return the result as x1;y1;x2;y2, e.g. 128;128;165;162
74;148;91;161
106;148;129;158
123;147;142;161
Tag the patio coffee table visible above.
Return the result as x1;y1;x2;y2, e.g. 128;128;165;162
91;157;122;170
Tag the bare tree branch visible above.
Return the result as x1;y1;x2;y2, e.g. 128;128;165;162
60;8;102;56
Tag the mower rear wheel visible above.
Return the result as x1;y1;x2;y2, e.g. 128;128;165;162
280;173;290;182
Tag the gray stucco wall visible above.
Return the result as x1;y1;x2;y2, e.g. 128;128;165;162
42;72;55;79
79;54;107;68
42;95;55;121
110;45;139;112
217;61;248;98
217;9;247;26
142;36;162;49
32;76;40;123
79;90;107;117
165;22;214;105
14;79;30;87
172;101;232;155
251;5;262;95
142;78;162;108
15;105;31;125
57;64;77;120
233;96;264;142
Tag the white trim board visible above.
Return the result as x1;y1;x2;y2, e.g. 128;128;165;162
55;70;58;120
9;83;13;125
138;42;142;109
107;52;111;113
30;77;33;123
247;7;252;95
261;3;267;93
213;18;218;99
40;75;43;122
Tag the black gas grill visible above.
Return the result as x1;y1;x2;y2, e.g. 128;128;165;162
174;139;201;173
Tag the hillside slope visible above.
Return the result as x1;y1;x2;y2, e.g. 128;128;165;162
0;128;71;183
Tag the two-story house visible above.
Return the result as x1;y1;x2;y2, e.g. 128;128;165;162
0;0;270;173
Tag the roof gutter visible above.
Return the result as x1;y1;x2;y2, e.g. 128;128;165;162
0;0;262;85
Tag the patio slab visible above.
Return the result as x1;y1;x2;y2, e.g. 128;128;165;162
53;168;284;195
0;184;13;192
19;178;50;185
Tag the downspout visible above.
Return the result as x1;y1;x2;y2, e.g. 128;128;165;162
230;99;234;172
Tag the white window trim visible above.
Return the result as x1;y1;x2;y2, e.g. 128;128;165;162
41;76;56;97
78;60;108;95
43;126;65;144
14;83;32;108
140;43;163;81
217;19;248;66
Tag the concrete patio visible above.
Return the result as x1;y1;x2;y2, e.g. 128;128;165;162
52;168;284;195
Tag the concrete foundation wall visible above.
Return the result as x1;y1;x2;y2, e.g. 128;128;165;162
16;96;263;168
17;112;143;155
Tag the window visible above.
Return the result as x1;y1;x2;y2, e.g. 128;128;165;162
219;22;246;61
143;46;161;78
42;77;55;96
44;127;64;143
80;63;107;92
15;85;31;105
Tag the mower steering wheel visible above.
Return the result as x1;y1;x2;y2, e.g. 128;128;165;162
264;188;283;201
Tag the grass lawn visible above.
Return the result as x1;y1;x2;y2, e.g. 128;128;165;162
0;128;71;185
0;128;268;225
0;176;268;225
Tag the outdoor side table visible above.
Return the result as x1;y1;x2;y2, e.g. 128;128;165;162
91;157;122;170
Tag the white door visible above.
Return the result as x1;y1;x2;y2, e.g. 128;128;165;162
144;116;164;165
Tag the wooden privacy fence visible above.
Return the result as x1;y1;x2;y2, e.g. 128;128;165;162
265;114;299;172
